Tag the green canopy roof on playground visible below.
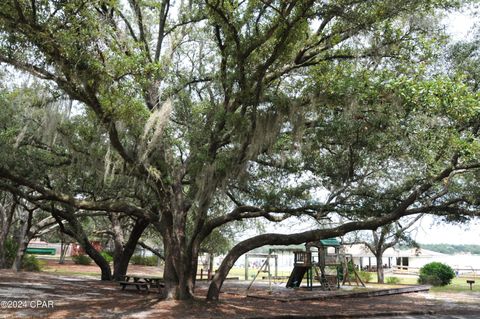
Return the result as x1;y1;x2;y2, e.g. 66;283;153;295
319;238;340;246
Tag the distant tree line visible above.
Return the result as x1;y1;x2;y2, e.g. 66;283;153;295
419;244;480;255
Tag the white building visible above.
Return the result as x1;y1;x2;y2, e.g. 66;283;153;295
346;244;480;274
395;248;480;274
393;247;447;271
343;244;397;270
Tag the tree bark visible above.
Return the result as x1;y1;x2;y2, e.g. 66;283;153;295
162;239;181;299
189;244;200;287
112;218;149;281
59;241;69;264
0;202;15;268
376;253;384;284
12;208;32;271
161;233;196;300
137;241;164;259
83;239;112;280
110;214;125;279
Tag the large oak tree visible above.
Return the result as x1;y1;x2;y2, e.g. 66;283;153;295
1;0;479;301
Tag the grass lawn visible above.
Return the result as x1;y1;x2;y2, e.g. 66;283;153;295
44;270;102;277
429;277;480;292
230;265;480;293
227;266;293;280
380;274;480;292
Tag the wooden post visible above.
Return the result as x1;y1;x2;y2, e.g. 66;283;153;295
467;280;475;290
274;255;278;278
208;253;214;280
245;254;249;280
307;267;313;290
267;255;271;291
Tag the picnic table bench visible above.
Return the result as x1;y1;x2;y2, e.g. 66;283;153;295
119;275;165;293
467;279;475;290
118;280;150;292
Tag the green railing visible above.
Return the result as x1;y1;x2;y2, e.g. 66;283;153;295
26;247;56;255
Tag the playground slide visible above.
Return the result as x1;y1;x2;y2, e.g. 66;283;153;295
286;266;308;288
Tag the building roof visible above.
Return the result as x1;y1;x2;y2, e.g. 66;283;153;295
343;245;448;258
396;248;447;258
252;244;305;253
344;244;398;257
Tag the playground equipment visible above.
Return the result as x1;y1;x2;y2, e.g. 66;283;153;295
286;238;365;290
245;253;278;292
244;253;278;281
286;251;314;288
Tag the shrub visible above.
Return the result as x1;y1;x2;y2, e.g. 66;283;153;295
72;254;92;265
100;251;113;263
339;261;357;281
358;271;373;283
22;254;43;271
5;238;18;267
418;262;455;286
386;276;400;284
130;255;157;266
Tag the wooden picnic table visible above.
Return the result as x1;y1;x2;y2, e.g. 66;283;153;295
119;275;165;293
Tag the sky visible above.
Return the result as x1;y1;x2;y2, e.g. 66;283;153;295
446;7;477;41
414;215;480;245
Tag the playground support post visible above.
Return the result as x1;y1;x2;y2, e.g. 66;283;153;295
307;267;313;290
244;253;278;281
247;256;270;291
274;256;278;278
245;254;249;281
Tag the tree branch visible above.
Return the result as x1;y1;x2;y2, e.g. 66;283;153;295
206;161;460;299
138;241;165;260
0;168;149;219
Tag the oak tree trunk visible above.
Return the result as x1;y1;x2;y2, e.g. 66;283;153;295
59;241;69;264
376;254;384;284
207;251;236;300
161;234;197;300
0;203;14;268
12;209;31;271
82;239;112;280
53;210;112;280
112;218;149;281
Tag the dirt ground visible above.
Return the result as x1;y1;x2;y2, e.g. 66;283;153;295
0;268;479;319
